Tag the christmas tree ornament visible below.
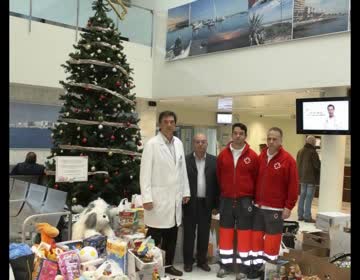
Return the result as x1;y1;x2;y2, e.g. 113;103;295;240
77;127;81;131
60;130;64;134
91;166;96;171
89;184;94;190
112;45;116;49
137;141;142;146
126;122;131;127
104;178;109;184
85;44;91;50
53;153;57;156
91;53;95;57
77;135;81;139
98;124;103;130
74;108;79;113
115;171;119;175
107;57;111;61
130;175;133;179
97;49;102;54
100;134;104;138
115;81;121;87
72;197;77;204
85;108;90;113
113;108;117;112
112;68;117;72
51;133;54;137
121;135;124;138
97;17;101;21
65;112;70;117
117;54;121;58
97;37;101;41
54;184;59;189
82;137;87;144
98;116;104;121
110;135;116;141
90;64;94;68
61;150;64;153
108;151;113;156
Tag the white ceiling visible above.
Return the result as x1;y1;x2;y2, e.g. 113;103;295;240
157;89;323;117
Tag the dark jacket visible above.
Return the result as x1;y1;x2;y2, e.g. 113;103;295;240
183;153;219;217
10;162;45;176
296;143;321;185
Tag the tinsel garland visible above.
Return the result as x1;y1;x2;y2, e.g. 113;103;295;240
60;118;139;129
67;58;128;77
79;42;120;52
59;144;142;156
65;82;135;105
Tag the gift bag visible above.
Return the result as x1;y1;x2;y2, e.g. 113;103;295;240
10;253;35;280
208;230;218;263
118;198;132;212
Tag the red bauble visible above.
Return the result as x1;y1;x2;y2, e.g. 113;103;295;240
74;109;79;113
127;122;131;127
82;138;87;144
137;141;142;146
80;153;84;156
115;81;121;87
85;108;90;113
89;184;94;190
100;95;105;100
115;171;119;175
85;86;90;91
130;155;135;160
104;178;109;184
110;135;116;141
54;184;59;189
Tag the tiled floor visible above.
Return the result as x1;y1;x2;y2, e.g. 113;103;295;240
169;199;350;280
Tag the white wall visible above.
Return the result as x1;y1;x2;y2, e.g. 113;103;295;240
152;9;350;98
10;16;153;98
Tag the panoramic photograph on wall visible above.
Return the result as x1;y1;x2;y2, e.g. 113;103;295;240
293;0;350;39
165;0;350;61
10;102;60;148
248;0;294;45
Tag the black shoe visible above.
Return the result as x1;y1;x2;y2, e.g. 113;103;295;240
247;268;263;279
165;266;183;276
298;217;304;221
184;264;192;272
304;218;316;223
197;263;211;272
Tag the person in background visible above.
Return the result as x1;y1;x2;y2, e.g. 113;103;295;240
216;123;259;280
183;133;219;273
10;152;45;175
296;135;321;223
140;111;190;277
249;127;299;279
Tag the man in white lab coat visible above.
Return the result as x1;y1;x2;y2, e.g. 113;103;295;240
140;111;190;277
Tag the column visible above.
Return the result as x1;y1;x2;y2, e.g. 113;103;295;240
136;99;157;145
318;87;348;213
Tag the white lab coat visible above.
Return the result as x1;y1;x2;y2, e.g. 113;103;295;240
140;133;190;228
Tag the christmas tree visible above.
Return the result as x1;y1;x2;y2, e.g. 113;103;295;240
45;0;142;207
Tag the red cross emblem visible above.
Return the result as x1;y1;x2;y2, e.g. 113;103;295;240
244;157;251;164
274;162;281;169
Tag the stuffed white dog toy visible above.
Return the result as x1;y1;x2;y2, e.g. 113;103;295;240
72;198;118;240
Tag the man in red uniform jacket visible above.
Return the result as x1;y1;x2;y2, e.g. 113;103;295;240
248;127;299;279
216;123;259;279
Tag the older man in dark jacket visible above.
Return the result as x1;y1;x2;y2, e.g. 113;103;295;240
296;136;321;223
183;133;219;273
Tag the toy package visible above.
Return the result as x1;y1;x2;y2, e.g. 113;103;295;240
57;239;83;251
32;257;58;280
106;238;128;275
83;235;107;258
58;250;81;280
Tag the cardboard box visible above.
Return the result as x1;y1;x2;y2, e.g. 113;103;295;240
281;249;350;279
303;231;330;249
329;226;351;257
264;259;289;280
316;212;350;232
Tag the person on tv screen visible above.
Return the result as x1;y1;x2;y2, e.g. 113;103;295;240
324;104;341;130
